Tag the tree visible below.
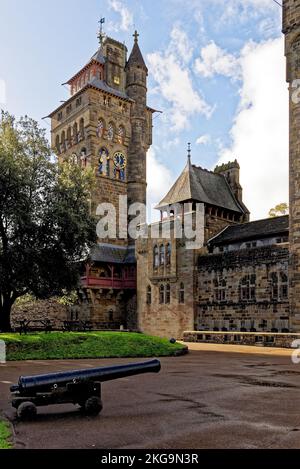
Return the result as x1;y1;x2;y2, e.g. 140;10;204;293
0;111;97;331
269;203;289;218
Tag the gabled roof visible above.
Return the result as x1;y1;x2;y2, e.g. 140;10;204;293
156;159;244;213
208;215;289;246
90;244;136;264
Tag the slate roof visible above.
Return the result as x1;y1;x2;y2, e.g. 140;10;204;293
90;244;136;264
86;76;133;101
208;215;289;246
126;41;147;70
90;49;106;65
156;160;245;214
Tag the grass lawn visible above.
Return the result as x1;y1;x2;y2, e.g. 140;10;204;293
0;331;187;361
0;420;12;449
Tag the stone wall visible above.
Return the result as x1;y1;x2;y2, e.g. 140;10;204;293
11;298;69;329
183;330;300;349
136;234;197;339
197;245;290;332
283;0;300;332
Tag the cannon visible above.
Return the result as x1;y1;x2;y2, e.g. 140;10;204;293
10;359;161;419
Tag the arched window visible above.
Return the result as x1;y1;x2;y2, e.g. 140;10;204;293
214;277;226;302
73;122;78;145
79;118;85;141
166;243;171;266
96;119;104;138
61;131;66;152
153;245;159;268
67;127;72;148
159;285;164;304
117;126;125;144
179;283;185;304
147;286;152;305
240;274;256;301
55;135;60;154
165;284;171;304
159;245;165;266
107;122;114;141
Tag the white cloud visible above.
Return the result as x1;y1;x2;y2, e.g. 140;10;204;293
147;25;213;131
0;79;6;105
195;41;241;80
217;37;289;220
212;0;279;23
196;134;211;145
107;0;133;32
169;25;193;64
147;147;174;221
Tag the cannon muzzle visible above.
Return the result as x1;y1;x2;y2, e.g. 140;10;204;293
11;359;161;394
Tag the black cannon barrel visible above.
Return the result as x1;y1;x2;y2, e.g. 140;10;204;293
11;359;161;393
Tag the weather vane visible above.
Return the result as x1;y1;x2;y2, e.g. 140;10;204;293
98;17;106;47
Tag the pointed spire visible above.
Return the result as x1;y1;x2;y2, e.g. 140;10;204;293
126;30;148;71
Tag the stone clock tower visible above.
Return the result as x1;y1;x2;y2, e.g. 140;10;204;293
48;28;154;327
283;0;300;330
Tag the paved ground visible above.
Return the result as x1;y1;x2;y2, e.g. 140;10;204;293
1;344;300;449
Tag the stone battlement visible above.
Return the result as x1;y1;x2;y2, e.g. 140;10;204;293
214;159;240;173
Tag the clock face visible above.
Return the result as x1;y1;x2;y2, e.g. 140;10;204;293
113;151;127;170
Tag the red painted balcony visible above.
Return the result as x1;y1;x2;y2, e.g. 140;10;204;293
81;275;136;290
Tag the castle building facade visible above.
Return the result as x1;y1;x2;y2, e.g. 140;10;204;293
46;0;300;339
49;32;154;327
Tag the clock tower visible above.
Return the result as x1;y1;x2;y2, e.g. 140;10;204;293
48;27;154;327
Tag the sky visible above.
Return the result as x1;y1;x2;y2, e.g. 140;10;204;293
0;0;288;220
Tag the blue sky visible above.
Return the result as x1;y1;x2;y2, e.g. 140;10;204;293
0;0;288;219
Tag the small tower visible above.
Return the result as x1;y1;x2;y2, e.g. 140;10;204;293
283;0;300;330
125;31;152;210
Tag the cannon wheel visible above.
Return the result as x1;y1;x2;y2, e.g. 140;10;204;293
83;396;103;416
17;401;37;420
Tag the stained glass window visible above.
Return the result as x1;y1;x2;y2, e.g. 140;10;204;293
118;126;125;144
159;245;165;266
107;123;114;141
166;243;171;266
96;119;104;138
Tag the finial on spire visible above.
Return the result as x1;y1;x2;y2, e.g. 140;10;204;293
98;17;106;47
133;30;139;43
187;142;191;164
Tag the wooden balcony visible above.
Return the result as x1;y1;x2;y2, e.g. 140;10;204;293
81;275;136;290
